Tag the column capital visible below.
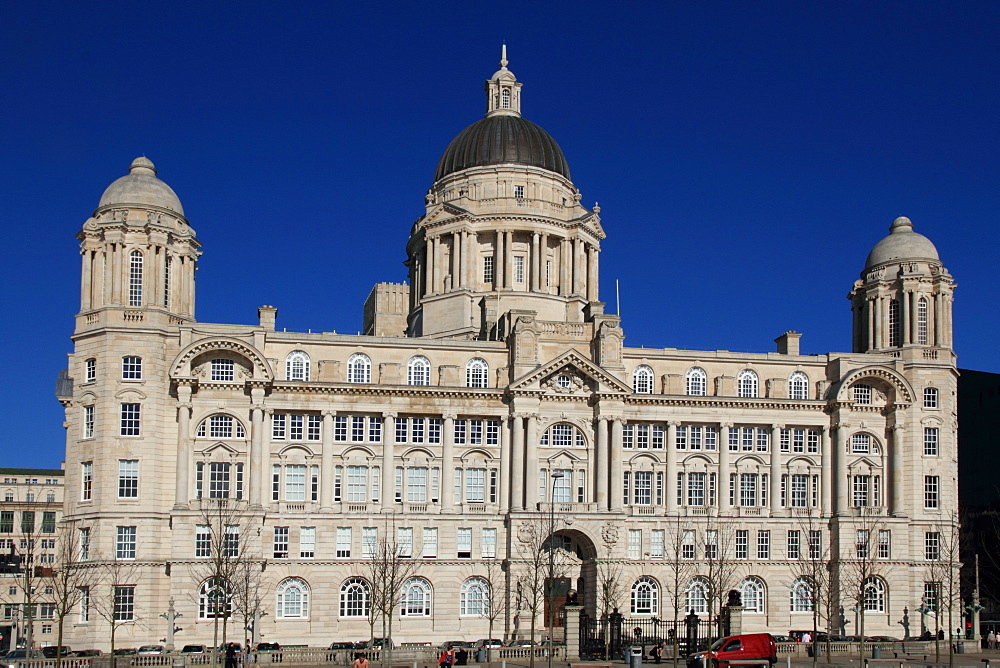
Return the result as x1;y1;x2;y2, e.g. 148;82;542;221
322;409;336;418
251;403;266;413
596;415;612;424
382;411;398;419
720;422;734;429
442;413;457;421
772;423;785;431
890;423;906;432
176;401;193;411
668;420;682;428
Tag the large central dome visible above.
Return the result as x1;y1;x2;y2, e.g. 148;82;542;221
435;114;571;182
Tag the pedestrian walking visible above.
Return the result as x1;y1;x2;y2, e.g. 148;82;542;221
988;630;996;649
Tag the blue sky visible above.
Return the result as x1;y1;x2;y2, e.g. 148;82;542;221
2;1;997;469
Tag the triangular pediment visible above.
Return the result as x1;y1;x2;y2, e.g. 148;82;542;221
419;202;470;227
510;349;630;394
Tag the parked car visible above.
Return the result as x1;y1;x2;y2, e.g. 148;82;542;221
687;633;777;668
255;643;281;652
356;639;393;650
217;644;243;654
180;645;208;654
441;641;472;650
506;639;535;648
138;645;166;655
74;650;103;657
328;642;356;650
475;640;503;649
112;648;138;656
42;646;73;658
1;650;44;668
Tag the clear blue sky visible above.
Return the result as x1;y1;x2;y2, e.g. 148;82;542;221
2;1;997;469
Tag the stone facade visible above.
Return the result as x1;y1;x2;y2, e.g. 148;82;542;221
56;52;958;650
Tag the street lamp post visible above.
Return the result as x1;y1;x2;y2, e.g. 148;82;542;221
547;472;564;668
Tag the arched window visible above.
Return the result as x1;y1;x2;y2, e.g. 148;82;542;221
276;578;310;619
407;356;430;386
199;577;232;619
347;353;372;384
286;351;310;381
739;577;765;613
917;297;929;345
789;372;809;400
863;577;886;612
339;577;370;618
466;358;489;389
460;577;489;616
128;250;143;307
633;365;654;394
686;577;709;614
888;299;901;347
686;368;707;396
501;89;511;109
401;577;431;616
737;369;758;398
790;577;814;613
85;358;97;383
630;576;659;615
540;423;585;448
196;414;246;439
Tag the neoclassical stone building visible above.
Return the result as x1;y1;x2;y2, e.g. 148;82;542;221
57;52;958;649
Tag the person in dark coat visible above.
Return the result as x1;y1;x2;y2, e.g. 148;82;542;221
225;643;238;668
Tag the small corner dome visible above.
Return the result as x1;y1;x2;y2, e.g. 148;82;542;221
97;157;185;217
864;217;940;270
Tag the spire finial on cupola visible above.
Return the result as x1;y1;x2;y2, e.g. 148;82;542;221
486;45;522;117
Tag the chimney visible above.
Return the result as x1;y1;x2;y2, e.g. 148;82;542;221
258;305;278;331
775;331;801;355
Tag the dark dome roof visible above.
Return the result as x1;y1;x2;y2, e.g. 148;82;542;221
435;115;571;182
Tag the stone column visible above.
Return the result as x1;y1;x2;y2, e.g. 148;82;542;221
610;418;624;511
525;414;539;511
381;412;396;512
889;424;905;515
80;249;92;311
260;410;274;509
873;295;883;349
320;411;335;511
249;386;265;506
559;239;570;296
468;230;478;288
573;238;584;295
833;423;849;515
595;417;609;510
531;232;540;291
431;236;440;293
934;293;944;346
867;297;875;350
820;427;832;514
174;384;193;509
504;231;514;290
111;242;122;305
666;422;679;513
500;416;511;513
770;424;782;514
511;414;524;510
719;423;732;510
540;233;550;291
901;290;910;345
442;414;456;512
563;605;583;661
495;230;504;289
587;245;599;302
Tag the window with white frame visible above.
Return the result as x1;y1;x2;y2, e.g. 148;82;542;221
196;414;247;439
633;365;654;394
789;371;809;399
924;428;939;456
787;530;800;559
808;530;822;559
79;586;90;622
466;358;488;388
79;527;91;560
398;527;413;558
407;356;430;386
362;527;377;558
863;577;886;612
340;578;370;618
120;403;140;436
482;527;497;558
736;530;748;559
757;530;770;559
853;383;872;405
81;462;93;500
925;531;940;560
285;351;310;381
675;425;717;451
128;250;143;307
333;527;351;558
457;527;472;558
514;255;525;283
851;433;872;453
85;358;96;383
542;422;586;448
460;577;489;616
740;577;765;612
877;530;891;559
83;405;95;438
627;529;641;559
790;577;814;612
924;476;940;509
513;183;524;198
631;576;658;615
682;530;695;560
423;527;437;558
401;578;431;616
273;526;289;558
737;369;758;398
211;358;235;381
300;527;315;558
277;577;310;618
116;526;136;560
114;585;135;621
888;299;901;347
121;356;142;379
686;367;707;396
163;255;172;307
195;525;211;557
686;577;708;614
650;529;664;559
923;387;938;408
118;460;138;498
483;256;494;283
917;296;929;344
347;353;372;383
790;474;808;507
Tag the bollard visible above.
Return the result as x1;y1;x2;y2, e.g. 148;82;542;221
787;657;791;668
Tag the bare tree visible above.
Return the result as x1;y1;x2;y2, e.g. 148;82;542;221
926;513;962;667
700;515;740;643
476;557;508;662
227;536;267;651
50;521;96;668
363;515;419;668
512;514;571;668
786;517;834;663
662;517;696;668
594;529;627;662
89;553;142;657
838;508;889;662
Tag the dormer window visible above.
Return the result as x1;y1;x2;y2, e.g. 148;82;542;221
502;89;511;109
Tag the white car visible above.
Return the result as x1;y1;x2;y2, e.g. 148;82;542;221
138;646;166;655
1;650;44;668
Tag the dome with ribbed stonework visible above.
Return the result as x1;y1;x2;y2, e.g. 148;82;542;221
435;115;571;181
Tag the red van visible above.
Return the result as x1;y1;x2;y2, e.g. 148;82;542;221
687;633;777;668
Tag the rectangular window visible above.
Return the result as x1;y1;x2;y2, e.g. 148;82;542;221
808;430;820;453
514;184;525;198
79;587;90;622
21;511;34;533
924;582;940;611
116;526;136;560
121;356;142;379
120;403;140;436
808;530;822;559
398;527;413;557
362;527;377;558
787;530;800;559
42;512;55;534
924;475;940;509
925;531;940;560
82;462;93;501
207;462;230;499
79;527;90;560
273;526;289;558
407;467;428;503
634;471;652;505
271;465;280;501
483;256;494;283
482;527;497;558
85;358;96;383
211;358;234;381
285;464;306;501
347;466;368;502
757;530;770;559
687;472;705;506
300;526;315;558
682;529;695;560
290;414;304;440
514;256;525;283
705;529;717;560
335;527;351;558
736;530;748;559
334;466;343;502
466;468;486;502
423;527;437;558
856;529;869;558
114;585;135;621
852;475;870;507
83;405;95;438
924;388;939;409
924;428;939;456
272;413;286;439
223;525;239;558
492;469;500;503
627;529;641;559
333;416;347;441
740;474;758;507
878;529;891;559
651;529;664;559
791;474;808;507
457;527;472;559
195;525;211;557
